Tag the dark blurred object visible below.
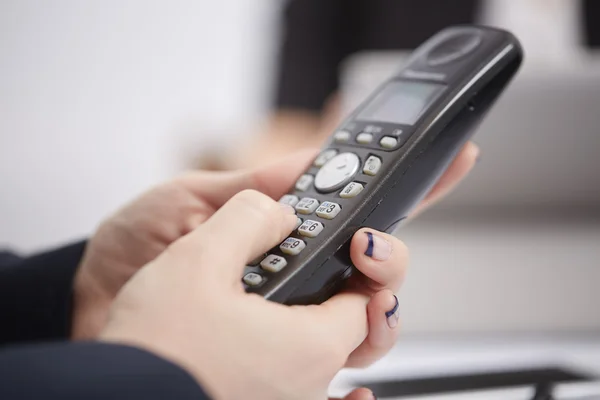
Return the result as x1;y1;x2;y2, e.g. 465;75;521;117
582;0;600;48
357;367;594;399
274;0;479;113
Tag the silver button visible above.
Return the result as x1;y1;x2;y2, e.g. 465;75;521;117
295;197;319;214
340;182;364;198
314;149;338;167
363;155;382;176
315;201;341;219
260;254;287;273
295;217;303;230
380;136;398;149
243;272;263;286
334;130;351;142
279;194;299;207
295;174;314;192
298;220;324;238
356;132;373;144
314;152;360;193
280;237;306;255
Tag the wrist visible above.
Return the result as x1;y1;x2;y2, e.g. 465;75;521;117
71;265;113;340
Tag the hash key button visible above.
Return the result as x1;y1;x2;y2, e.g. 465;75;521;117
295;198;319;214
340;182;364;198
298;220;324;238
260;255;288;273
363;156;382;176
280;237;306;255
316;201;341;219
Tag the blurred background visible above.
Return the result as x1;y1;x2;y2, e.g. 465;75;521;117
1;0;600;396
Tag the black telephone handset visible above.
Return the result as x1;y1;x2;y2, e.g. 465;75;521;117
243;25;523;304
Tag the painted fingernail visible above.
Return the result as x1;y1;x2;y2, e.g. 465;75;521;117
364;232;392;261
385;295;400;329
279;203;296;215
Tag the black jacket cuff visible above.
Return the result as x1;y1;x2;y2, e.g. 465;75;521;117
0;241;87;345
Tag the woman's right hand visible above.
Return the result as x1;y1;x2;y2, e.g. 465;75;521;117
99;189;409;400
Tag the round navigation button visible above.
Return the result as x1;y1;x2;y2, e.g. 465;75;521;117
427;31;482;66
314;153;360;193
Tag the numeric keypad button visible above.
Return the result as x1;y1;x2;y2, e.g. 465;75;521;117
260;255;288;273
295;217;303;230
295;198;319;214
298;220;324;238
340;182;364;198
363;156;382;176
280;237;306;255
243;272;264;287
314;149;338;167
316;201;341;219
279;194;299;207
356;132;373;144
295;174;314;192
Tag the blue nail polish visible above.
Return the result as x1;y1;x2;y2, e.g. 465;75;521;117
365;232;374;257
385;295;399;318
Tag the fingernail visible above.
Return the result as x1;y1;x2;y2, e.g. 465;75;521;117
385;295;400;329
280;203;296;215
364;232;392;261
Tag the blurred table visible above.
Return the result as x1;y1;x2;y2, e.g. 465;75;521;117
330;334;600;399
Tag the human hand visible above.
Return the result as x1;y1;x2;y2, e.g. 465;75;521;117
99;189;408;400
74;142;479;339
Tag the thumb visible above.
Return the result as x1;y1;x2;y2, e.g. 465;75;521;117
330;387;376;400
171;189;297;282
314;292;371;356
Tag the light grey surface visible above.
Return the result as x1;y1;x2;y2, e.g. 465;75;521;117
394;210;600;333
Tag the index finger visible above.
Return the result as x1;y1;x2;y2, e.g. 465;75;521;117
176;148;318;208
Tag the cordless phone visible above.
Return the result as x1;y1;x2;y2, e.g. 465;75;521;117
243;25;523;305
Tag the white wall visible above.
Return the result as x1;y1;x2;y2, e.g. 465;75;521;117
0;0;280;251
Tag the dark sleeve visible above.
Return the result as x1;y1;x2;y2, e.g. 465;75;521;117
0;342;210;399
0;241;87;345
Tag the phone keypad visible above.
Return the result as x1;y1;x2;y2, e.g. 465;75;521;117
316;201;341;219
380;136;398;149
279;194;299;207
280;237;306;255
356;132;373;144
245;126;395;290
314;149;338;167
295;174;314;192
334;130;351;143
295;198;319;214
243;272;264;286
298;220;324;238
363;156;382;176
261;255;287;273
340;182;364;198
